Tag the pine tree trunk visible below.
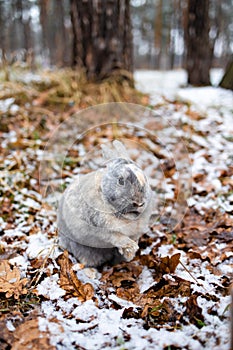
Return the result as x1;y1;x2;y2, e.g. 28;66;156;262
219;60;233;91
70;0;133;82
186;0;211;86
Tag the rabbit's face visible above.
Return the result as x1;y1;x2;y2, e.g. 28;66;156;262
101;158;150;218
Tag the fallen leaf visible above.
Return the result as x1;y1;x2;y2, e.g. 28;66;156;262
56;251;94;301
143;276;191;299
11;318;56;350
0;260;28;299
160;253;181;274
185;294;205;328
140;253;181;276
142;298;182;329
101;261;142;286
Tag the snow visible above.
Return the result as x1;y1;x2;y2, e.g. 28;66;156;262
176;86;233;112
37;274;66;300
38;297;209;350
9;254;28;277
137;266;154;293
75;267;101;290
0;97;15;112
6;320;16;332
0;217;6;229
21;197;41;210
135;69;187;103
134;68;227;104
108;293;138;308
26;232;59;259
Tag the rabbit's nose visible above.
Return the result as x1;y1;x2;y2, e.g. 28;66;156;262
133;202;145;208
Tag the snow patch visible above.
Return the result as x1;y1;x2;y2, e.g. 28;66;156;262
37;274;66;300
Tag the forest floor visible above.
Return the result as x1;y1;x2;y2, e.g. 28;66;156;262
0;67;233;350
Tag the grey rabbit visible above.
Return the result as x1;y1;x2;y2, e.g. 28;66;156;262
57;140;153;267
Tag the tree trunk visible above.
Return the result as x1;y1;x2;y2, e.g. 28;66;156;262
0;2;7;54
70;0;133;82
219;59;233;90
54;1;68;66
186;0;211;86
39;0;49;60
16;0;32;53
154;0;162;69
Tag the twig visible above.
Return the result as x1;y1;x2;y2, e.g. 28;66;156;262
179;259;209;292
28;240;58;290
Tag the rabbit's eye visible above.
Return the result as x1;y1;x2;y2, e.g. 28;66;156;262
118;176;125;186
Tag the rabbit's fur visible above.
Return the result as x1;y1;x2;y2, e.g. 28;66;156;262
57;140;153;267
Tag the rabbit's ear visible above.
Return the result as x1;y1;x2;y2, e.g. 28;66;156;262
101;143;117;160
112;140;129;159
101;140;129;160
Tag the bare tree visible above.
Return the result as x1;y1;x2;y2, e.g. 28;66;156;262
186;0;211;85
70;0;133;82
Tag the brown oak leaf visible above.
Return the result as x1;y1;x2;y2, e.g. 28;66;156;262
141;252;181;276
56;251;94;301
0;260;28;299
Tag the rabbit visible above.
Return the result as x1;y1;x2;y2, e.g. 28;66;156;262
57;140;154;267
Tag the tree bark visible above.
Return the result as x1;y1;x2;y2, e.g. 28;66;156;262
70;0;133;82
219;59;233;90
54;1;69;66
186;0;211;86
39;0;49;60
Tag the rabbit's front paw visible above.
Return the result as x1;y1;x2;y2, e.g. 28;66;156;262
118;238;139;261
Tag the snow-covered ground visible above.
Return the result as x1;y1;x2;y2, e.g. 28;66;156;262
1;69;233;350
134;68;225;102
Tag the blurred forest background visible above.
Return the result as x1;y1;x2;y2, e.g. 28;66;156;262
0;0;232;75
